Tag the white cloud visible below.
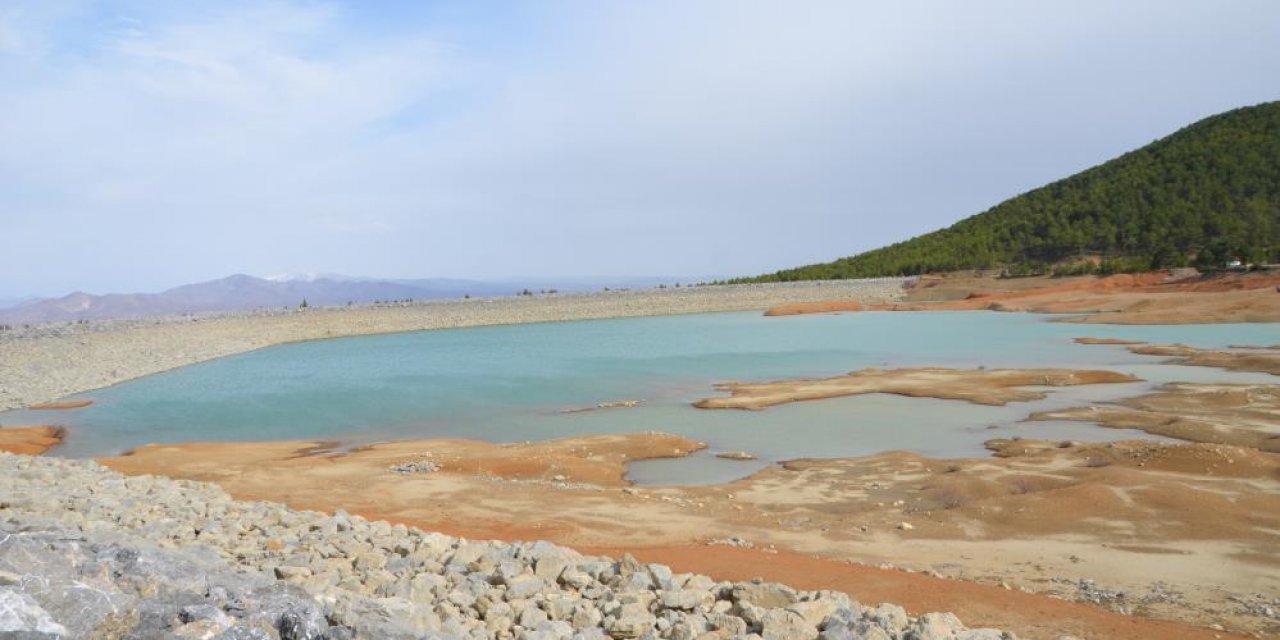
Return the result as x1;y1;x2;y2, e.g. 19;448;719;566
1;0;1278;295
0;9;26;54
0;1;451;289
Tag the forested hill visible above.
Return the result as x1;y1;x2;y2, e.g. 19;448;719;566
739;101;1280;282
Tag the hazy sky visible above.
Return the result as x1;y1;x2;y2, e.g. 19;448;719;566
2;1;1278;296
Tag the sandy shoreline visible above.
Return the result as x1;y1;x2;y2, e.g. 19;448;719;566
765;271;1280;324
0;279;908;412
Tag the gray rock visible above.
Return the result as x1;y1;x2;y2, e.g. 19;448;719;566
275;604;330;640
648;564;675;590
0;589;67;635
571;603;604;629
275;565;313;581
181;603;236;626
818;626;857;640
560;569;595;590
606;610;657;639
214;627;277;640
613;571;654;593
788;598;842;629
733;583;798;609
174;618;235;639
907;611;965;639
704;611;748;636
867;603;910;632
544;595;579;621
446;543;491;569
659;590;709;612
321;627;357;640
681;575;716;593
505;574;547;601
761;608;817;640
519;604;550;628
328;594;441;638
533;551;576;582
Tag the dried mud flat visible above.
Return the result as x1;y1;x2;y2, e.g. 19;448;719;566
98;434;1274;639
7;453;1023;640
1039;341;1280;451
1124;343;1280;376
766;271;1280;325
99;364;1280;638
1034;382;1280;452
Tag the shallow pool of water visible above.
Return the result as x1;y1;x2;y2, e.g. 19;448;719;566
4;311;1274;484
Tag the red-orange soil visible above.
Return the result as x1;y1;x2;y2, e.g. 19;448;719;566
767;271;1280;324
0;425;65;454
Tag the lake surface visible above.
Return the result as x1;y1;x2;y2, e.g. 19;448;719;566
4;311;1275;484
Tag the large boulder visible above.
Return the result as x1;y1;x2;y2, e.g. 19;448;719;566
761;608;818;640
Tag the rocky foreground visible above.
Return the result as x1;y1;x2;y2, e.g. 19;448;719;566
0;454;1011;640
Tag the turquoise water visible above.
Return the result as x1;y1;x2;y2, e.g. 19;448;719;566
3;311;1275;484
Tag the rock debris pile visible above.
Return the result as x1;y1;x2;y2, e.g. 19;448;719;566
0;453;1012;639
388;459;440;475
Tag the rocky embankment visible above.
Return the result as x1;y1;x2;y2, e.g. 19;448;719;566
0;453;1010;640
0;280;910;412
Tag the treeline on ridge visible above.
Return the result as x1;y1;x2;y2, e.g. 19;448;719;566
737;101;1280;282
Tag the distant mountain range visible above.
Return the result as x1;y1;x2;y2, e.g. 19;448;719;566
739;101;1280;281
0;274;691;325
0;297;37;311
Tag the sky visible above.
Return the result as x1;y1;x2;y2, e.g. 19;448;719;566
2;1;1278;297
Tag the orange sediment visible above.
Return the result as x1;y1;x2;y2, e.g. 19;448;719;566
764;271;1280;324
764;300;864;316
0;425;65;455
28;399;94;410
